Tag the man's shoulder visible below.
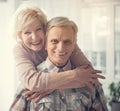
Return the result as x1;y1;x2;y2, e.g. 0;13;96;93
37;61;48;72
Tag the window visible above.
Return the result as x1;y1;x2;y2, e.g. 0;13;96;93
115;5;120;81
77;3;120;97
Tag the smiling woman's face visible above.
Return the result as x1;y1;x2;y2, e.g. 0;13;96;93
19;19;45;51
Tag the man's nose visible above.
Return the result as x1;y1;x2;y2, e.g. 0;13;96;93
57;42;64;51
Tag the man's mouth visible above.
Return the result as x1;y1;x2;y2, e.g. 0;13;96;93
55;52;67;56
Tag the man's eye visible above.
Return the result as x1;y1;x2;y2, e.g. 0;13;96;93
51;40;58;44
64;41;72;45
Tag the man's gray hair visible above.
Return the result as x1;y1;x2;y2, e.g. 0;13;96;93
46;16;78;42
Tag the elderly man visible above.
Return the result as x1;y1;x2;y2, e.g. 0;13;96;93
30;17;108;111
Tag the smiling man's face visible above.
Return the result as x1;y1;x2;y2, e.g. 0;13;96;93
46;26;75;67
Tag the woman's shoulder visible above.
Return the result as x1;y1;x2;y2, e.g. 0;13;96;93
13;42;32;58
14;42;34;54
14;42;28;51
13;42;47;63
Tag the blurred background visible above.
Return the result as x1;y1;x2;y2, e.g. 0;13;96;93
0;0;119;111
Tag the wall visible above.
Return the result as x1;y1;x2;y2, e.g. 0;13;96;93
0;0;15;111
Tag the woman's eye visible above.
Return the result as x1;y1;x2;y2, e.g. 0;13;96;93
37;27;43;31
24;32;31;35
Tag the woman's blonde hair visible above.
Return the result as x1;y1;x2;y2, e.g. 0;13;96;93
46;16;78;43
13;6;47;40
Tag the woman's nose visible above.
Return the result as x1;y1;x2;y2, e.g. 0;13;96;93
32;32;37;40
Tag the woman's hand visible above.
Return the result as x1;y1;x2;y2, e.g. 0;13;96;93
22;89;53;102
73;65;105;91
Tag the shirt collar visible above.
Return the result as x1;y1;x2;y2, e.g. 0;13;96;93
45;57;72;73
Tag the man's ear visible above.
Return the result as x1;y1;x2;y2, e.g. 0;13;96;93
45;42;47;50
71;45;75;53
